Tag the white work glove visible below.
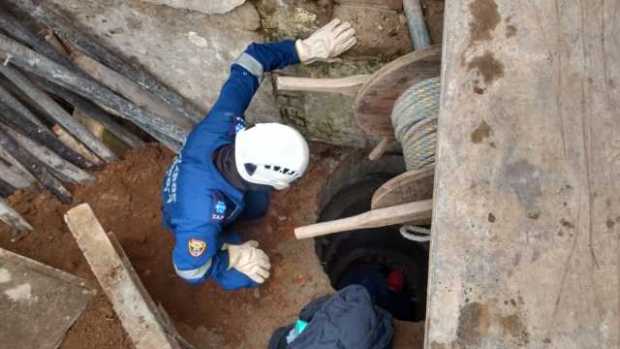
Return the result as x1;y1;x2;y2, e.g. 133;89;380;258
296;18;357;64
224;240;271;284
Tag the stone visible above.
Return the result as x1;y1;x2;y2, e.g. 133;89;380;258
141;0;246;15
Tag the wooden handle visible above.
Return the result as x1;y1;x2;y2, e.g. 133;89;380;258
276;75;370;97
368;137;396;160
295;199;433;240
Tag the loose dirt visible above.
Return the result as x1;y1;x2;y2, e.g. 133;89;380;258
0;144;425;348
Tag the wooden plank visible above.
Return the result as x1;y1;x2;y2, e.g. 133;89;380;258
0;248;95;348
335;0;403;11
0;197;32;233
0;64;116;162
353;46;441;137
295;199;433;239
64;204;182;349
425;1;620;348
371;165;434;209
276;75;370;97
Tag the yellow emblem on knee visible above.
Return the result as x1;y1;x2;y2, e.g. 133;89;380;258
188;239;207;257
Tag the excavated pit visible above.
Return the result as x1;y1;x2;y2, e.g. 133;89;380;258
314;154;431;322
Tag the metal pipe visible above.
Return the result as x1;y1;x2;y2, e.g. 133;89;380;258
403;0;431;49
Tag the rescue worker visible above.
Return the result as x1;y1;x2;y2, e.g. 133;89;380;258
162;19;357;290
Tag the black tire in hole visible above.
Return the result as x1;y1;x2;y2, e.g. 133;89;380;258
314;162;429;322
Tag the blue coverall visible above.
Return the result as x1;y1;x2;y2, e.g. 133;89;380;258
161;41;300;290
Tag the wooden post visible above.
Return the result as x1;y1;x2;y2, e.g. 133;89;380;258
35;79;145;149
0;197;32;233
64;204;183;349
51;125;104;166
294;199;433;239
0;32;186;151
0;64;116;162
0;126;72;203
19;1;204;123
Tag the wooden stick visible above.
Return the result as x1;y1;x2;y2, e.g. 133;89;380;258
51;124;104;166
0;63;117;162
21;1;203;122
0;9;75;69
0;177;16;197
0;126;72;203
0;197;32;233
35;79;145;149
0;158;33;189
368;136;396;161
70;50;191;127
0;147;36;186
294;199;433;239
276;75;370;97
0;33;185;151
64;204;183;349
2;124;95;184
0;99;96;169
0;81;43;126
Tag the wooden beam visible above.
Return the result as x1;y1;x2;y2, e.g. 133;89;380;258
0;99;96;169
2;124;95;184
295;199;432;239
35;79;145;149
0;64;116;162
276;75;370;97
70;50;191;127
0;32;185;151
17;0;203;123
64;204;183;349
0;126;72;203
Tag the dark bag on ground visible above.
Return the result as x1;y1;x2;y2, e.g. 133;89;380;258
268;285;393;349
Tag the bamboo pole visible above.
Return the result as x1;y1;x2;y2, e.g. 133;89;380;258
0;64;117;162
0;177;16;197
0;33;185;151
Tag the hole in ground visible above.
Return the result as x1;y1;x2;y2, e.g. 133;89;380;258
314;155;429;322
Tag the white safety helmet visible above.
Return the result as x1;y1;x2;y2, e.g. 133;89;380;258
235;123;310;190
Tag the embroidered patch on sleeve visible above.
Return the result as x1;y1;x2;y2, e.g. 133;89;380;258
210;192;227;222
188;239;207;257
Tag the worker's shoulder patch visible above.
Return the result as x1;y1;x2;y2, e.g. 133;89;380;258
188;238;207;257
210;192;227;222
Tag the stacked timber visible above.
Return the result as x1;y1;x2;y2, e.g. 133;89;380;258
0;4;203;234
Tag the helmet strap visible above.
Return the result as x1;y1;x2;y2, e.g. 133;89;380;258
214;144;273;192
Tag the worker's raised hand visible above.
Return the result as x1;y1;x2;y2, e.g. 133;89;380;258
296;18;357;64
224;240;271;284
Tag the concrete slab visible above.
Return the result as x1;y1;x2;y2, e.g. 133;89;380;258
0;248;94;349
426;0;620;348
